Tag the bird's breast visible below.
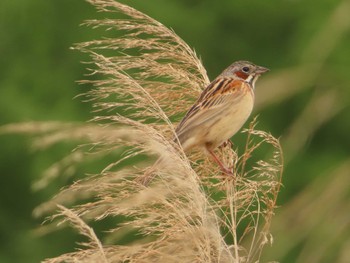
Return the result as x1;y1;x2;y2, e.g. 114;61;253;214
204;89;254;149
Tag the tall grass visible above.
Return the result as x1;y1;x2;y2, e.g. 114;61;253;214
1;0;283;262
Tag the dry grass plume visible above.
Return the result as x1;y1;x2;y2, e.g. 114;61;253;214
1;0;283;262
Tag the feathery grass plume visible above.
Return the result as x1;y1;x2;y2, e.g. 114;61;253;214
1;0;283;262
75;0;209;127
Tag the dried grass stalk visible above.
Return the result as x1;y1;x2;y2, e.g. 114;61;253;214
1;0;283;262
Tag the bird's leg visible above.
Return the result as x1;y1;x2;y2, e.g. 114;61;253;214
218;140;235;171
207;148;233;175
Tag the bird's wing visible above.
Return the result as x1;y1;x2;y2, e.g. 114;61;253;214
175;78;250;139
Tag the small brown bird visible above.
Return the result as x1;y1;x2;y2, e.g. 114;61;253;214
140;60;268;184
174;60;269;174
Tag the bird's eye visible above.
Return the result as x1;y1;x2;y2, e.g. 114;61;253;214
242;66;250;73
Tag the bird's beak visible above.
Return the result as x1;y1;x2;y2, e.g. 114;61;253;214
256;66;269;74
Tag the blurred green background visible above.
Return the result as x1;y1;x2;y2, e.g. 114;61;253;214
1;0;349;262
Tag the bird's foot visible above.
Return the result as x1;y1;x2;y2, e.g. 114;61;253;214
206;148;235;176
220;165;234;176
219;139;233;149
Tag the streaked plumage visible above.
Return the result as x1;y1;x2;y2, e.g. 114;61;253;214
175;60;269;173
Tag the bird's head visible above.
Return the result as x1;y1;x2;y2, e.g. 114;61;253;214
221;60;269;89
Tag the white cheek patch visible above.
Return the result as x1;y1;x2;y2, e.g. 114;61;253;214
251;75;260;89
246;75;259;89
245;74;254;83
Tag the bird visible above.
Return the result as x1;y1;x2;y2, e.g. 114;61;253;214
139;60;269;184
174;60;269;174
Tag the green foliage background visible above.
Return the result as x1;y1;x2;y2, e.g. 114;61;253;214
1;0;349;262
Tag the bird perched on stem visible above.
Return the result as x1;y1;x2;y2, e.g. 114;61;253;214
140;60;269;184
